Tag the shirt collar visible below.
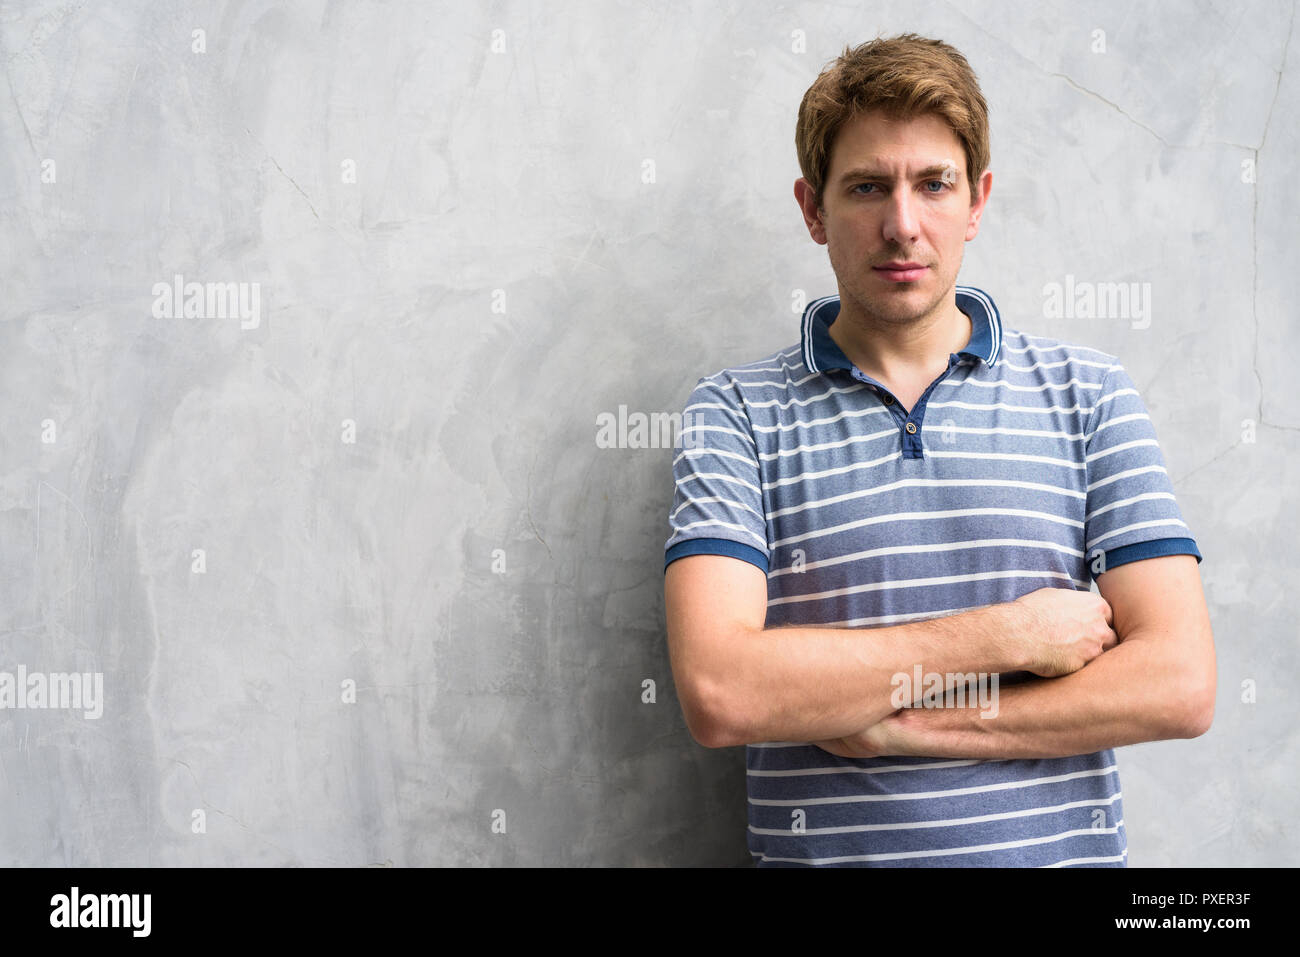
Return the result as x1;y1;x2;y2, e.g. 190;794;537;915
800;283;1003;374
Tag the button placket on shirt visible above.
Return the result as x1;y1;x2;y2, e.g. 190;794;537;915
855;354;965;459
856;374;913;452
878;389;902;426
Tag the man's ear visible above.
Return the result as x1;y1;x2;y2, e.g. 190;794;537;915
794;178;828;245
966;169;993;241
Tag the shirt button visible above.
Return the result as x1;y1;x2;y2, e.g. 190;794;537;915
905;422;917;434
882;394;894;405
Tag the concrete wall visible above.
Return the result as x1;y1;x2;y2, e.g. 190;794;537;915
0;0;1294;865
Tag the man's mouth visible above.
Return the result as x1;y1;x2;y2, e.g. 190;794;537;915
872;262;928;282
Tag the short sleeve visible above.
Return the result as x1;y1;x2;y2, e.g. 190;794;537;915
663;375;770;574
1083;362;1202;578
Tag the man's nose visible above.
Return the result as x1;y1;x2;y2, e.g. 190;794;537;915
882;187;920;246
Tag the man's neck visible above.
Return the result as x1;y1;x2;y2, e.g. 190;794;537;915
828;292;972;384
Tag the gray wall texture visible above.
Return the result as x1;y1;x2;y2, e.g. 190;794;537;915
1;0;1296;866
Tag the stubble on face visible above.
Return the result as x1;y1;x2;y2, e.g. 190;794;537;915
824;227;955;331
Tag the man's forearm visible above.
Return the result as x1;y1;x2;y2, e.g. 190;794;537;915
877;629;1210;759
719;602;1032;746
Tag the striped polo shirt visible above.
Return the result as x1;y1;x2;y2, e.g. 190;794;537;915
663;283;1202;867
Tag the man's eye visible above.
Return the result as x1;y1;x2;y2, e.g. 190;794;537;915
925;180;948;192
852;183;879;194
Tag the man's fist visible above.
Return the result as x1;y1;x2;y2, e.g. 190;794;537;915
1013;586;1119;677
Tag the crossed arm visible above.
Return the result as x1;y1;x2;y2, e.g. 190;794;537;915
663;552;1216;760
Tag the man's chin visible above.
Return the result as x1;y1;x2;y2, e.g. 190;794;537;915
860;289;942;324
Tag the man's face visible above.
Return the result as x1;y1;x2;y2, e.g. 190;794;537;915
797;109;991;327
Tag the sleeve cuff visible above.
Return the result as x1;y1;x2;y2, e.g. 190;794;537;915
664;538;769;574
1094;536;1202;576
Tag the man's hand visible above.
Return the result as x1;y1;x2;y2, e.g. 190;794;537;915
1013;586;1119;677
811;713;902;759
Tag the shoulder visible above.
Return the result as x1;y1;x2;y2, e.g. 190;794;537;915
995;327;1122;388
994;330;1151;437
690;343;810;402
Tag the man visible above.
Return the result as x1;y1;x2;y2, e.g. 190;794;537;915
662;33;1215;867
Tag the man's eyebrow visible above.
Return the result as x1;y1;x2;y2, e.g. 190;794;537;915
837;164;961;183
